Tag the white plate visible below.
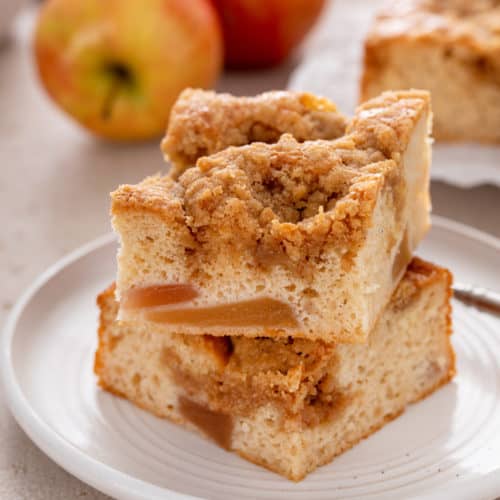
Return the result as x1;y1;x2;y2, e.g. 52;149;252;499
288;0;500;188
2;216;500;500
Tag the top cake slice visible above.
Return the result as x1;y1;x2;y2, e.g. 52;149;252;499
111;90;431;344
161;88;348;178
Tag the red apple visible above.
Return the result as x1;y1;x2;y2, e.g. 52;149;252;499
34;0;222;141
210;0;325;68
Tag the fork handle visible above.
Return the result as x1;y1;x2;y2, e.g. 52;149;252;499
453;283;500;315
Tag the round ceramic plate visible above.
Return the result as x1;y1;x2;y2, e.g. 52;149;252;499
2;216;500;500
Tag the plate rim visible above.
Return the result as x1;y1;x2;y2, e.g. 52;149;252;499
1;233;195;500
2;216;500;500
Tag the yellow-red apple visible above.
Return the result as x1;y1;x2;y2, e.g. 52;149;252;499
34;0;222;141
210;0;325;68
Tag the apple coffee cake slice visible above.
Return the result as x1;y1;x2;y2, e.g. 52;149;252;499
111;90;432;344
361;0;500;142
161;88;348;178
95;258;455;481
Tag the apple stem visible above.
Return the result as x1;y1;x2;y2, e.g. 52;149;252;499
101;79;121;120
101;63;133;120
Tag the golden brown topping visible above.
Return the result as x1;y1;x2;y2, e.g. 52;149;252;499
349;90;430;157
174;134;394;266
188;134;379;225
112;90;429;269
370;0;500;49
391;256;453;310
161;88;348;177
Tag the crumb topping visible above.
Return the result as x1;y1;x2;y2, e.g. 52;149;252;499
371;0;500;49
161;88;348;177
185;134;382;225
391;257;452;310
349;90;430;157
112;90;428;267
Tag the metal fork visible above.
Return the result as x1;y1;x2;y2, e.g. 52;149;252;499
453;283;500;315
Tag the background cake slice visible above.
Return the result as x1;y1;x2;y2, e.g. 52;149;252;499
111;90;431;344
361;0;500;143
162;88;348;178
95;258;455;481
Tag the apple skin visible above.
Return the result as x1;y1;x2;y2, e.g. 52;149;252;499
210;0;325;69
34;0;223;141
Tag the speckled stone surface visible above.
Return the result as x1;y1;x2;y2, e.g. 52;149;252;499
1;3;499;499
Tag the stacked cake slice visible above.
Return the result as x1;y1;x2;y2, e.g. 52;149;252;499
95;89;455;480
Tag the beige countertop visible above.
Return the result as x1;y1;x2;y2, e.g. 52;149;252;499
1;6;499;500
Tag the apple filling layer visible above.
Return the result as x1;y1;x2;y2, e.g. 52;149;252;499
178;396;232;450
145;297;299;328
121;285;298;329
121;284;199;309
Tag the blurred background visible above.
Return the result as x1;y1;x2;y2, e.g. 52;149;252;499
1;0;499;498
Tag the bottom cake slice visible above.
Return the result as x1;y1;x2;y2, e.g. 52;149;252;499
94;258;455;481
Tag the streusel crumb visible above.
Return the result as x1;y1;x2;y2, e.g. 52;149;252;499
162;88;348;178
